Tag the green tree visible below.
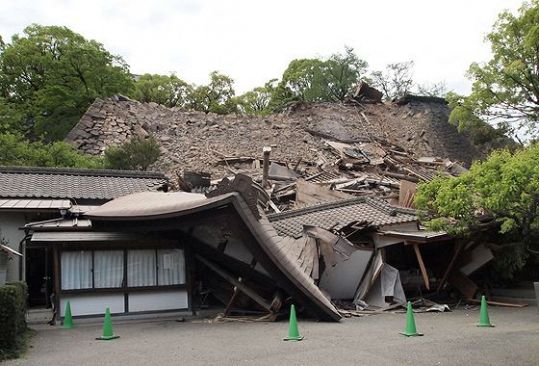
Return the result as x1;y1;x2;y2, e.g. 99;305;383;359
237;79;277;115
447;92;513;149
415;144;539;278
0;133;102;168
189;71;237;114
268;48;368;110
452;1;539;136
132;73;193;108
104;136;161;171
279;58;326;102
320;47;368;101
0;24;133;140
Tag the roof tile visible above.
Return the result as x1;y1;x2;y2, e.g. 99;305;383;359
268;197;417;238
0;166;168;201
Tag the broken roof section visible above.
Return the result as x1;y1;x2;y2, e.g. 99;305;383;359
268;197;417;239
0;166;168;202
83;188;341;322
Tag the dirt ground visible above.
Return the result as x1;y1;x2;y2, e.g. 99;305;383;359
5;306;539;366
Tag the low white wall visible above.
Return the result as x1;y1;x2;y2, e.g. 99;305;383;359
60;290;189;316
60;293;125;316
129;290;188;312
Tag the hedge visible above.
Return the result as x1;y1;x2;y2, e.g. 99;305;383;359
0;282;28;359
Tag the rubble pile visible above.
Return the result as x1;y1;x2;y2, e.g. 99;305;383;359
59;92;523;317
66;94;480;181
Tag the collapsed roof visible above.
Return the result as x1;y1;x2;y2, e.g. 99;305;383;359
65;95;481;179
83;188;342;321
269;197;417;238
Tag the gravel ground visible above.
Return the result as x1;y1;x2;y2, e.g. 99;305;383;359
5;306;539;366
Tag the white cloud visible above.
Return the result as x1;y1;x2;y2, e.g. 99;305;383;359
0;0;523;94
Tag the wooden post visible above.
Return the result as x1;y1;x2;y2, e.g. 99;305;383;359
412;242;430;290
262;146;271;188
52;246;61;324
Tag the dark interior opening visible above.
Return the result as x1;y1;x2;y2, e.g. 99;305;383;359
26;246;53;308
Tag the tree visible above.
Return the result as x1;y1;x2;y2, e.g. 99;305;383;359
320;47;368;101
237;79;277;115
189;71;238;114
416;82;448;98
415;144;539;279
268;48;368;111
0;97;25;134
132;73;193;108
447;92;513;149
104;136;161;171
0;24;133;141
453;1;539;136
370;61;415;100
279;58;326;103
0;133;102;168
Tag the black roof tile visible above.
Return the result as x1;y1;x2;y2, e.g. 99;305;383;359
268;197;417;238
0;166;168;201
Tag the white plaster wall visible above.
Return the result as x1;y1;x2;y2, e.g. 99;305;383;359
128;290;188;312
60;293;125;316
0;214;26;282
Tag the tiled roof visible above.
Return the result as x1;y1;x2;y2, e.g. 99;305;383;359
0;199;71;211
0;166;168;201
268;197;417;238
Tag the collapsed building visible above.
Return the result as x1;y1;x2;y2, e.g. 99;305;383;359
5;89;501;323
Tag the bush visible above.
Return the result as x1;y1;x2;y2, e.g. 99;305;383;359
0;133;103;169
104;136;161;171
0;282;28;360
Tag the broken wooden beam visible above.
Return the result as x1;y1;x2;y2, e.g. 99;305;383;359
412;242;430;290
196;255;273;312
382;171;420;183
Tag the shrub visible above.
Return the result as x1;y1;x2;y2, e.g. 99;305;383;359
0;282;28;360
104;136;161;171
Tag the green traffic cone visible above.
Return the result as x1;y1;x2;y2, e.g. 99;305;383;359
96;307;119;340
283;304;304;341
400;301;423;336
477;295;495;327
63;301;73;329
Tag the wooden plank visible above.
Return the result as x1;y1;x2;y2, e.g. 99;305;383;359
295;179;352;208
437;241;463;292
399;180;417;208
467;298;528;308
459;243;494;276
447;270;478;299
224;277;243;316
196;255;273;311
412;243;430;290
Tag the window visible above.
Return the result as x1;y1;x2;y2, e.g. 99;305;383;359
157;249;185;285
61;251;92;290
127;250;156;287
60;248;185;291
94;251;124;288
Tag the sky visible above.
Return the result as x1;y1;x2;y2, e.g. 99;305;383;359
0;0;524;94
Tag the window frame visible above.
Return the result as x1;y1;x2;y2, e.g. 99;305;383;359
59;247;187;295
